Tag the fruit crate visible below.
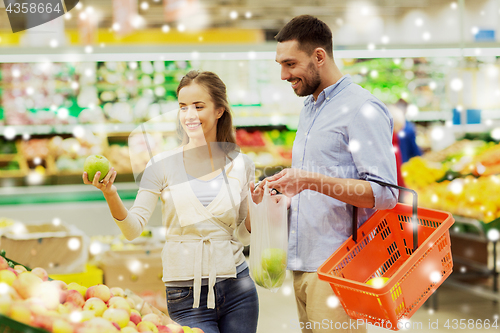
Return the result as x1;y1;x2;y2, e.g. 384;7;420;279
48;264;103;288
0;155;28;178
0;252;49;333
0;315;49;333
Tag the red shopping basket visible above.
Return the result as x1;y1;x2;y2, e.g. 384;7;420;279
317;180;454;331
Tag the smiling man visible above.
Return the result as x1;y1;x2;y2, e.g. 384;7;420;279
264;15;398;333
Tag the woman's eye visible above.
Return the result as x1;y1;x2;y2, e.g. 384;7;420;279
196;105;204;110
180;106;188;111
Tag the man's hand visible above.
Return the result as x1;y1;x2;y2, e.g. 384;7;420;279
263;168;313;198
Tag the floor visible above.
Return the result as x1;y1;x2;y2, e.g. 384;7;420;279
256;271;500;333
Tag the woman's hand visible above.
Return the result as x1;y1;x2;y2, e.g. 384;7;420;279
250;181;266;204
82;167;118;196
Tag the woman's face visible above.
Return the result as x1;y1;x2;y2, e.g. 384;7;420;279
178;83;223;143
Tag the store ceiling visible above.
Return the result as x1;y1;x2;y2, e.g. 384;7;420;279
77;0;452;31
0;0;474;36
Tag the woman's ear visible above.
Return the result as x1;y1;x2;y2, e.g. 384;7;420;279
217;108;225;119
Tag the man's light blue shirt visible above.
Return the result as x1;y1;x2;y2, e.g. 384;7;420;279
287;74;398;272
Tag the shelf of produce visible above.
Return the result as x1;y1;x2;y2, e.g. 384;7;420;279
0;116;300;137
1;44;500;62
0;182;140;205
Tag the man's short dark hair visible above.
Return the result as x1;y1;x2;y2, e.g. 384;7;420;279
275;15;333;58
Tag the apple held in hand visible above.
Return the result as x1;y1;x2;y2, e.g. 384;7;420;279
84;155;110;182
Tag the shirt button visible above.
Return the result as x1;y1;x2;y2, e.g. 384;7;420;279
299;158;303;162
291;230;296;234
293;208;297;212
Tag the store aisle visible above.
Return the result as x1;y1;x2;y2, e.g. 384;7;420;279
256;270;500;333
256;271;301;333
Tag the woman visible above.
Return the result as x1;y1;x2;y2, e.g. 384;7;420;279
83;70;259;333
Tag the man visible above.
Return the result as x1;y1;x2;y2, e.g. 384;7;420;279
256;15;398;333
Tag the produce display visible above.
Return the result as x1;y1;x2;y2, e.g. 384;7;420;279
0;61;189;126
402;139;500;224
0;254;204;333
236;129;295;168
341;57;447;111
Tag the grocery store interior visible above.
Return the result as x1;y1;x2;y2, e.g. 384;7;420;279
1;0;500;332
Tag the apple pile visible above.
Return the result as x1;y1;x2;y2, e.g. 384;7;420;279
0;257;203;333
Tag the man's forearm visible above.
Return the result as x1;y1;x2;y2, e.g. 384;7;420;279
305;173;375;208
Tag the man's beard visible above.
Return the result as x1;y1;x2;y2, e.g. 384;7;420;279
294;62;321;97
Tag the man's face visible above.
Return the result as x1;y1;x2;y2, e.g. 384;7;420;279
276;40;321;97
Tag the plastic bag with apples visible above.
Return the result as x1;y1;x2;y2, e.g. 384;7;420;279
248;183;288;292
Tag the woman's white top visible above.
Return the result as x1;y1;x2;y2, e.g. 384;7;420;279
113;146;254;309
187;171;224;207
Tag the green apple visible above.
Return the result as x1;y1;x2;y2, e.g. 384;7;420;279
251;266;272;288
84;155;110;182
261;248;287;278
252;264;285;288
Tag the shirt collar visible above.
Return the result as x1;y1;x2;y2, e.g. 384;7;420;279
304;74;352;107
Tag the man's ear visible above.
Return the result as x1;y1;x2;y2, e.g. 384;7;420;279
314;48;327;67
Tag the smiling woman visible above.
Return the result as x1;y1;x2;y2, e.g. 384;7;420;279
82;69;260;333
175;70;237;152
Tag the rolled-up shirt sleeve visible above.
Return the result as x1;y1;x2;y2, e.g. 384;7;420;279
349;100;398;210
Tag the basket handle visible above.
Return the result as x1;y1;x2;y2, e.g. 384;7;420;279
352;179;419;252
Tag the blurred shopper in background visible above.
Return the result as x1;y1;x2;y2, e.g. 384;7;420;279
395;99;422;163
387;104;406;187
254;15;398;333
